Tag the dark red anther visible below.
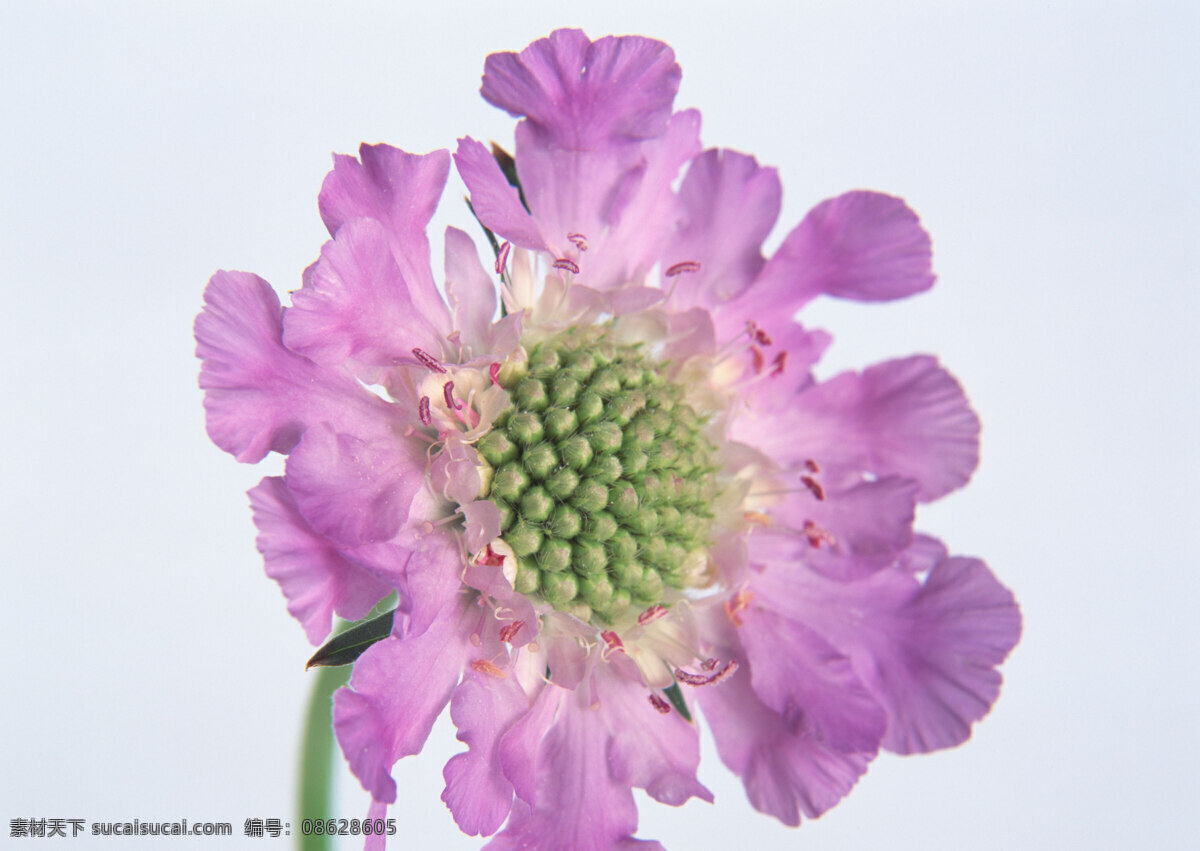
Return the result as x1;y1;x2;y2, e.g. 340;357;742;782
443;381;464;411
412;347;447;373
601;630;625;653
470;659;507;679
803;520;836;548
746;320;773;346
701;658;719;671
418;396;432;426
771;351;787;376
648;694;671;714
675;659;739;686
567;232;588;251
724;589;753;627
665;261;701;277
495;241;511;275
552;258;580;274
751;346;765;374
499;621;524;643
805;458;821;474
800;475;826;501
489;362;501;386
638;604;668;626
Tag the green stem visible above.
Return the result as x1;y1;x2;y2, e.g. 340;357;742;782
297;663;350;851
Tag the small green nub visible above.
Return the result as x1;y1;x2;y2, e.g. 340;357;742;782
634;569;664;603
560;435;593;471
529;345;560;375
609;484;639;518
551;374;582;406
570;479;609;514
544;407;577;441
573;540;608;575
541;571;578;608
589;366;621;398
507;521;542;558
568;351;597;378
519;486;554;523
550;504;582;539
537;539;573;573
575;391;604;425
584;511;618;542
580;574;614;609
607;528;637;563
585;454;623;485
545;467;580;500
514;563;539;595
599;587;633;622
523;442;557;480
478;430;518;466
508;411;544;446
515;378;549;412
643;537;669;567
619;447;648;476
612;559;645;589
584;421;623;455
490;463;528;502
626;508;659;536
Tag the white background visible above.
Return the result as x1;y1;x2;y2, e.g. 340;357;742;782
2;1;1196;848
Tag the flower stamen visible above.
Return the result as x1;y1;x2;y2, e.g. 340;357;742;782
665;260;701;277
803;519;836;548
418;396;432;426
638;604;669;626
648;694;671;714
552;258;580;274
567;232;588;251
724;589;753;627
470;659;507;679
675;659;739;686
412;347;447;373
495;240;511;276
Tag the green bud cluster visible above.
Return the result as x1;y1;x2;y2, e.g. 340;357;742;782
478;328;717;624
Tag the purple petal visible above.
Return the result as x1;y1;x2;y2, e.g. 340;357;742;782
594;670;713;806
248;476;393;644
487;685;662;851
282;218;449;368
753;190;934;309
758;475;919;580
736;355;980;502
333;598;473;803
194;270;372;462
441;670;530;836
738;606;887;753
481;29;680;147
284;422;426;546
664;149;781;310
697;652;871;826
496;680;563;807
317;144;452;336
443;226;499;357
454;139;543;249
749;549;1021;755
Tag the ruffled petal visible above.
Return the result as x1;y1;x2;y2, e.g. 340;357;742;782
282;219;449;369
751;190;934;310
194;270;376;462
757;475;919;580
738;606;887;753
317;144;452;336
442;669;530;836
333;597;473;804
663;149;781;310
594;670;712;806
487;685;662;851
749;549;1021;755
454;139;544;250
735;355;980;502
496;678;563;807
443;226;500;357
696;649;871;827
248;476;393;645
481;29;679;146
284;422;426;546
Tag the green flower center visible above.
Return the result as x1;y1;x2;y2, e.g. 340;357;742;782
477;327;717;624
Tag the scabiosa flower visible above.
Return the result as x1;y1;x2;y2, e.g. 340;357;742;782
196;29;1020;849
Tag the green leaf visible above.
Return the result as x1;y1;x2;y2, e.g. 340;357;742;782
490;142;529;212
664;682;693;722
305;609;394;669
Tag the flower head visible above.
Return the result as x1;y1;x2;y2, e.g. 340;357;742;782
196;29;1020;848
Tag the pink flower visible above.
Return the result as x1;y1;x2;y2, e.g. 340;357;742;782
196;29;1020;849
